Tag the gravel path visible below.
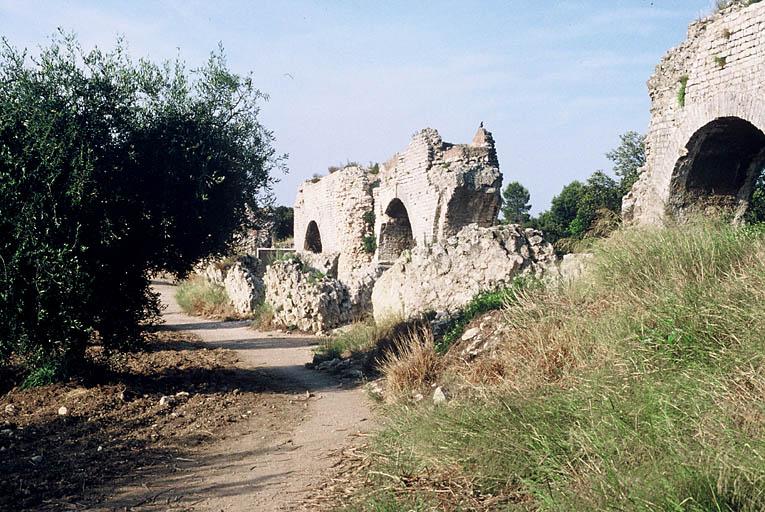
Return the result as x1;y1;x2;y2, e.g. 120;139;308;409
102;281;372;511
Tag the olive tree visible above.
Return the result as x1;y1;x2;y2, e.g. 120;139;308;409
0;35;281;383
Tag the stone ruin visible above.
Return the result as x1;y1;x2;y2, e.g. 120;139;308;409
197;126;582;334
624;1;765;225
272;126;507;331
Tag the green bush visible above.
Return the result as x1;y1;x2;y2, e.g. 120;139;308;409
0;35;278;382
677;75;689;107
362;234;377;254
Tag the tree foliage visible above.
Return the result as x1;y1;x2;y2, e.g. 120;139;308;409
271;206;294;241
606;130;645;194
500;181;531;224
528;131;645;251
0;35;279;381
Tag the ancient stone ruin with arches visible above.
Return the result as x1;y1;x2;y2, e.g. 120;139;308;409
205;1;765;336
624;1;765;225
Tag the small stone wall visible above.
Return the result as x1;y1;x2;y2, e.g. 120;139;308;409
371;223;558;322
263;258;352;334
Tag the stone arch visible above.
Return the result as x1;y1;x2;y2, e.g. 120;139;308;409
668;116;765;221
304;220;323;253
378;198;414;263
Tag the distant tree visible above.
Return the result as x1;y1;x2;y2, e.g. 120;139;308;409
0;35;280;383
606;131;646;194
529;181;585;242
568;171;622;237
501;181;532;224
271;206;294;241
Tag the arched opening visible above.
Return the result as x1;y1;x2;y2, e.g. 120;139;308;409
669;117;765;220
304;221;322;253
378;198;414;263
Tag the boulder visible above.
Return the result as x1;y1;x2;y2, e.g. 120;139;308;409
224;261;265;315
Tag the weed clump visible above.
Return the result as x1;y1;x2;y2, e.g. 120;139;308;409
175;275;237;319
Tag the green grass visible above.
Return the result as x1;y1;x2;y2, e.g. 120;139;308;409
344;221;765;511
437;277;536;354
677;75;689;107
175;275;237;319
315;319;382;361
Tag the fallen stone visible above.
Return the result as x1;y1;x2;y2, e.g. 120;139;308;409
433;386;448;404
57;406;68;416
461;327;480;341
159;396;175;407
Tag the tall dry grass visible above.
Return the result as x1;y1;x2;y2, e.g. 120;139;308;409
349;222;765;511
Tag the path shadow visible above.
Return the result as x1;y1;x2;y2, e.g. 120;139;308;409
156;320;253;331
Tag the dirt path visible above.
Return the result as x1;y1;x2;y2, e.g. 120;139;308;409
102;281;372;511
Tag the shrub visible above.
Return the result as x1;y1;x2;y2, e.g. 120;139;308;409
175;276;237;319
0;35;278;381
380;327;442;399
362;234;377;254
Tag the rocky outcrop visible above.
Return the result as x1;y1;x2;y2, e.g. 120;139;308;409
558;253;594;284
371;223;557;322
264;258;351;334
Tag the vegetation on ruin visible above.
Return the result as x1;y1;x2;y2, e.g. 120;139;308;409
343;221;765;511
677;75;690;107
0;35;279;385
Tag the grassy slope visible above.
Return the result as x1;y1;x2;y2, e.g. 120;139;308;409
347;223;765;511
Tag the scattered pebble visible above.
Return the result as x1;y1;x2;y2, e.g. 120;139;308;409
159;396;175;407
433;386;449;404
57;407;68;416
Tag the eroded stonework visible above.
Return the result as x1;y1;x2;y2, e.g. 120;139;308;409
373;127;502;264
371;223;557;322
290;126;503;319
625;2;765;224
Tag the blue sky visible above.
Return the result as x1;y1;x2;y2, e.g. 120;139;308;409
0;1;716;212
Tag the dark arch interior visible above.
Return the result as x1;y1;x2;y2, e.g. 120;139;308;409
378;198;414;263
304;221;322;253
671;117;765;216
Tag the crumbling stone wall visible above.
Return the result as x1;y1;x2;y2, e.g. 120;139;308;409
373;127;502;264
371;223;558;322
624;2;765;225
293;165;375;283
264;257;351;334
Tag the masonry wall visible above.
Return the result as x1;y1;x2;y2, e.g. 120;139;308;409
373;128;502;263
624;2;765;224
293;166;374;281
